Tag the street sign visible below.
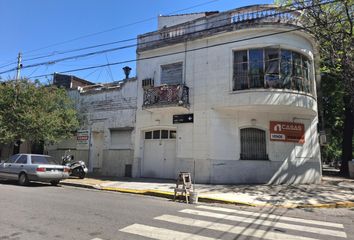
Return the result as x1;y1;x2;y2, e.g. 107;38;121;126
270;121;305;144
76;130;90;150
173;114;193;124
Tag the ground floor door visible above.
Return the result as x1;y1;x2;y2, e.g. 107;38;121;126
90;131;104;171
143;138;176;179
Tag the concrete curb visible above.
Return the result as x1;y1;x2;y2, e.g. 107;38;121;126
61;181;354;208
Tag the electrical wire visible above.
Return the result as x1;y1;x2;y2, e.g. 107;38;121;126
22;0;221;55
0;0;334;72
0;0;221;69
28;18;346;80
0;0;337;76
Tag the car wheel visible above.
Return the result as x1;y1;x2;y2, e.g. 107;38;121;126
50;180;60;186
18;173;29;186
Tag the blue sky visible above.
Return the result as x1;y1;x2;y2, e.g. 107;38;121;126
0;0;272;83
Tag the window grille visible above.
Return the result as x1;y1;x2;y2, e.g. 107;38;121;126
240;128;268;160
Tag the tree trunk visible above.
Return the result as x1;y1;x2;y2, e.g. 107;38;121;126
340;95;354;176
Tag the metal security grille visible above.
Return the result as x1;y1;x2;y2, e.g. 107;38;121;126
240;128;268;160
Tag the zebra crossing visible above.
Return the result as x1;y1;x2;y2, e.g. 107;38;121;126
119;205;348;240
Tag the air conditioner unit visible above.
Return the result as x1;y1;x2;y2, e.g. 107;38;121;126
142;78;154;88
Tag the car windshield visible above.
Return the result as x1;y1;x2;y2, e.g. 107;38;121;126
31;156;57;165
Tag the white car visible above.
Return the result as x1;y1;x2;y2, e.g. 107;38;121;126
0;154;70;186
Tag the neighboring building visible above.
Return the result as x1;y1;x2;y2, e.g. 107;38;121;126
53;73;95;89
47;77;138;177
133;5;321;184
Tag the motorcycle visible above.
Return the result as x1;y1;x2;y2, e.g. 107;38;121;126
62;151;88;179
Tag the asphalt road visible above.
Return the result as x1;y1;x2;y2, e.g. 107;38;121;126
1;180;354;240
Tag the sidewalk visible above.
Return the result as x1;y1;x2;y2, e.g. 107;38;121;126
62;174;354;208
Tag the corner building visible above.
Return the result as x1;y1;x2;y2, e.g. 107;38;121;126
133;5;322;184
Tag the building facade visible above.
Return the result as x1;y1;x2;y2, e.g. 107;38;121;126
133;5;322;184
47;78;137;177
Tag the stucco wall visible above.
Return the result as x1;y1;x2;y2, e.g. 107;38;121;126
134;26;321;184
46;79;137;176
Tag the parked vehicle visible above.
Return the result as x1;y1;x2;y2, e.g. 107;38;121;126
0;154;70;186
61;152;88;179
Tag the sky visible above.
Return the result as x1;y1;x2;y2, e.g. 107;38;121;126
0;0;272;83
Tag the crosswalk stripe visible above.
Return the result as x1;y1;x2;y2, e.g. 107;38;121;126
197;205;344;229
119;223;219;240
156;214;319;240
180;209;347;238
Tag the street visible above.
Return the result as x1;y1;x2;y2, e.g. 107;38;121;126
0;181;354;240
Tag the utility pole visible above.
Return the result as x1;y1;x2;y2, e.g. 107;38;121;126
16;52;22;80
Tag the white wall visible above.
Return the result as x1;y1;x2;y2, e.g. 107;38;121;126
47;79;138;176
134;26;321;184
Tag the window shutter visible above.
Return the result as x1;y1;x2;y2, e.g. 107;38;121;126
161;62;183;85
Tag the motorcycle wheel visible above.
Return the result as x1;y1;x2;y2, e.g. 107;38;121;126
78;168;86;179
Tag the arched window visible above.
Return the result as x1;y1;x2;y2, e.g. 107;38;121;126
240;128;268;160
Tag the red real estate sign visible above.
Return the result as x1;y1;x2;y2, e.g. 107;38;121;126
270;121;305;144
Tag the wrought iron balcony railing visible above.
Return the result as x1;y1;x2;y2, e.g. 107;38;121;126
138;5;302;51
143;84;189;109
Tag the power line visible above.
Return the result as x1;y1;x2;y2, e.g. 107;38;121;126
22;0;221;55
0;0;221;69
29;18;345;80
0;0;335;76
0;0;330;72
4;0;320;66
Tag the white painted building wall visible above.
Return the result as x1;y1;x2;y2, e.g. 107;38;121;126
134;21;321;184
47;78;138;177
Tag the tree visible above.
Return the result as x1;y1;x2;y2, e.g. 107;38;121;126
277;0;353;175
0;79;79;149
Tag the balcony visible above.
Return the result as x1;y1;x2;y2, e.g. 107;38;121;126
138;4;302;52
143;84;189;111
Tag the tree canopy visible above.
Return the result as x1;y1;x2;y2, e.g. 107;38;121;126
0;79;79;145
277;0;353;175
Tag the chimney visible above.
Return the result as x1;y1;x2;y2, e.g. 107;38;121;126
122;66;132;79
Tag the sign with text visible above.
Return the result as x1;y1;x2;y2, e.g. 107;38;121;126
76;130;90;150
173;114;193;124
270;121;305;144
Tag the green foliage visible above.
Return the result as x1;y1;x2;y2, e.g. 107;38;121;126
0;79;79;144
276;0;354;168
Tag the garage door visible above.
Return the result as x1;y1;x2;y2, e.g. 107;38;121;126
142;130;176;179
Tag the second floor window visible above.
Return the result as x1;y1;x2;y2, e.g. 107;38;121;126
233;48;313;94
161;62;183;85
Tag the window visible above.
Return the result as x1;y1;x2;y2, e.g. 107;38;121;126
31;156;57;165
110;130;132;149
240;128;268;160
16;155;27;164
265;48;281;88
161;62;183;85
233;48;313;93
233;50;248;90
249;49;264;88
144;130;176;140
161;130;169;139
169;130;177;139
6;154;20;163
153;130;160;139
145;131;152;139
